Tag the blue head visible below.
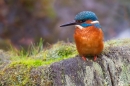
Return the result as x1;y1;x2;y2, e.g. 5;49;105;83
60;11;101;28
75;11;98;21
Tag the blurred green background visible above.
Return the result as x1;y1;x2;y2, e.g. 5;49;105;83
0;0;130;50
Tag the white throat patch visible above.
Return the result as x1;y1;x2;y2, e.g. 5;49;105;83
75;20;99;30
75;25;83;30
91;20;99;24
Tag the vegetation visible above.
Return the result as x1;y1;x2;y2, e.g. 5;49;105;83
0;38;130;85
9;40;77;66
8;38;130;68
0;39;78;85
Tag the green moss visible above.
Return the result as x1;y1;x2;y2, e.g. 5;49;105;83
104;38;130;48
5;38;130;68
10;59;44;68
9;41;77;67
103;38;130;54
0;64;31;85
0;60;51;86
44;41;77;60
36;41;77;65
9;39;130;67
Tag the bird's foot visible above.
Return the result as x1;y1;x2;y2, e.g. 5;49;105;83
94;56;97;61
82;56;86;61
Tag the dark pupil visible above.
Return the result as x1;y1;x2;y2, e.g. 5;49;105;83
76;20;85;23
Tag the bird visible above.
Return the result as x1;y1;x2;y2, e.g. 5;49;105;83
60;11;104;61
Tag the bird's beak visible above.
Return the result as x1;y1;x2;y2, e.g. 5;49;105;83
60;21;77;27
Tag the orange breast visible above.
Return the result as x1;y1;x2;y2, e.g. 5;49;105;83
74;26;104;56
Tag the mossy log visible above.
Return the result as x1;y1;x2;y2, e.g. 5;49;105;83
0;39;130;86
50;39;130;86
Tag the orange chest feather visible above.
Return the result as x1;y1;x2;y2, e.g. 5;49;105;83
74;26;104;56
74;26;103;38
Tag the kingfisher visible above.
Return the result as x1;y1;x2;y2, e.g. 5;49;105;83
60;11;104;61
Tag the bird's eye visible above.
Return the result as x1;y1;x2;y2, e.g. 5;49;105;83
76;20;85;23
